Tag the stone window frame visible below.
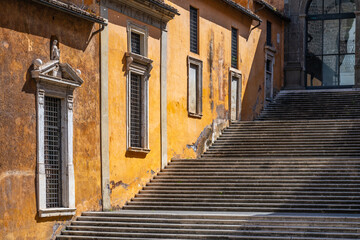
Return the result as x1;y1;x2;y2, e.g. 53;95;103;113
264;47;276;102
127;21;149;57
187;56;203;118
125;56;153;154
228;67;242;121
35;81;77;218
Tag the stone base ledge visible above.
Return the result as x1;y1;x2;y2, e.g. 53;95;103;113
38;208;76;218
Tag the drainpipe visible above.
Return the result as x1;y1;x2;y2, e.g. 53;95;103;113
250;4;265;32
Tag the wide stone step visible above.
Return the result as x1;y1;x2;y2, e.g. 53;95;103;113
122;205;360;213
139;189;360;196
134;195;360;201
131;197;360;205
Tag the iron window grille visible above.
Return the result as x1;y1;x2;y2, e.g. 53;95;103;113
44;96;62;208
130;73;143;148
190;6;199;54
231;27;238;68
131;32;141;55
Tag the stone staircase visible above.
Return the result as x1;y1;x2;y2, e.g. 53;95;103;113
57;90;360;239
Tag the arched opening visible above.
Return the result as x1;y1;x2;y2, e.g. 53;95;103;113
306;0;356;88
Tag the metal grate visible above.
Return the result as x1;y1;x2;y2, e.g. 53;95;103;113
130;73;142;148
266;21;272;46
190;6;198;53
131;32;141;55
231;27;238;68
44;96;62;208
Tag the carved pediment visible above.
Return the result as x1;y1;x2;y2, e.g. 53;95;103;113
32;59;83;88
126;52;153;78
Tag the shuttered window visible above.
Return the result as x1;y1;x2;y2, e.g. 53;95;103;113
131;32;141;55
231;27;238;68
130;73;142;148
190;6;198;53
266;21;272;46
44;96;62;208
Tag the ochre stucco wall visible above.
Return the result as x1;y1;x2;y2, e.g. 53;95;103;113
165;0;285;161
0;1;102;239
107;10;162;208
105;0;285;208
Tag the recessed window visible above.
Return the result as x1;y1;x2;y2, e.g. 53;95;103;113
266;21;272;46
190;6;199;54
126;22;152;153
130;73;143;148
127;22;148;57
131;32;141;55
188;56;203;118
32;56;83;218
231;27;238;69
44;96;62;208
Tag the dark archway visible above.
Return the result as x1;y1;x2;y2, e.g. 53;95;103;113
306;0;356;88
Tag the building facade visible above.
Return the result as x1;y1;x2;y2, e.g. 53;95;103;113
284;0;359;89
0;0;287;239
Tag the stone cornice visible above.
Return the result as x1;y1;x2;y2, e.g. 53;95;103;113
108;0;178;29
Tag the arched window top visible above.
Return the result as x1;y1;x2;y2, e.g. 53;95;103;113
307;0;355;15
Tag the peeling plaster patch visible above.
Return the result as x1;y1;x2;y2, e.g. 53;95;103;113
217;32;226;101
109;180;129;193
50;222;67;240
186;119;229;158
216;104;228;119
151;169;155;175
2;41;9;49
208;31;214;112
0;170;33;182
26;35;33;52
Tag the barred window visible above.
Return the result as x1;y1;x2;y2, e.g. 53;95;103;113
130;73;143;148
190;6;198;53
131;32;141;55
231;27;238;68
44;96;62;208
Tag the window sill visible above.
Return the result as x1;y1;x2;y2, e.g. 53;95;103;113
38;208;76;218
127;147;151;154
188;112;203;119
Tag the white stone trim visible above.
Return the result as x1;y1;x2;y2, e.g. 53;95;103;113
187;56;203;118
229;68;242;121
33;59;82;218
127;21;149;57
264;48;275;103
125;53;153;152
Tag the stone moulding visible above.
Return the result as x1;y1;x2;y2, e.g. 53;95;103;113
125;52;153;153
32;58;83;218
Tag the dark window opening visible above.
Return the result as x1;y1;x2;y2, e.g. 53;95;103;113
44;96;62;208
266;21;272;46
131;32;141;55
130;73;143;148
190;6;198;53
231;27;238;68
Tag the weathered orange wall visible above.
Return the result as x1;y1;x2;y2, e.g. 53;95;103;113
164;0;285;161
107;10;162;208
0;0;102;239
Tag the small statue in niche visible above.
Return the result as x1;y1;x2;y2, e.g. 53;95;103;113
51;40;60;60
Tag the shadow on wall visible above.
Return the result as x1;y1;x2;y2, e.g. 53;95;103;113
0;0;94;51
0;0;97;225
169;0;253;41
